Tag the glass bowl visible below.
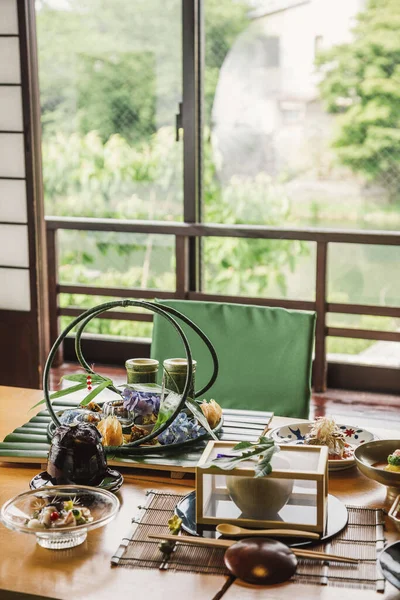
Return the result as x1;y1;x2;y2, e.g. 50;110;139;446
1;485;120;550
102;399;135;427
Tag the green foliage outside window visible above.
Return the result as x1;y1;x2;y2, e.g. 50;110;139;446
77;52;156;144
317;0;400;198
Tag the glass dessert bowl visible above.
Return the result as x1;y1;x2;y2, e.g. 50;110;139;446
1;485;120;549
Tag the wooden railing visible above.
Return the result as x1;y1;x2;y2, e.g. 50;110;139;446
45;216;400;393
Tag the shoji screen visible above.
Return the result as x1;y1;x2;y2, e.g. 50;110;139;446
0;0;48;388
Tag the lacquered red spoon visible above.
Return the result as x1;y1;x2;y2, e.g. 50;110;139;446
223;537;298;585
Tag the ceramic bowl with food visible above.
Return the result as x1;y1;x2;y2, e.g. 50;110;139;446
1;485;120;549
269;419;374;472
354;440;400;504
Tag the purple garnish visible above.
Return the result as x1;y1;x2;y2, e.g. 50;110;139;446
122;388;161;416
158;412;205;445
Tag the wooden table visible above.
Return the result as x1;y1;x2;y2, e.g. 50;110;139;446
0;385;399;600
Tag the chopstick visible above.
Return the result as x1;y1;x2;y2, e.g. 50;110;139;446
293;550;357;564
147;534;358;564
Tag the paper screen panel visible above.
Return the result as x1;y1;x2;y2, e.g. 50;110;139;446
0;134;25;177
0;87;23;131
0;0;18;35
0;224;29;267
0;268;30;311
0;38;21;84
0;180;27;223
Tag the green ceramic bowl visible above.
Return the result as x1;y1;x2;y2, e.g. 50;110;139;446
354;439;400;504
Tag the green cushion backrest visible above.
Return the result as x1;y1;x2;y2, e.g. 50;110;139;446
151;299;316;418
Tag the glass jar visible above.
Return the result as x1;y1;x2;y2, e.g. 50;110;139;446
125;358;159;384
102;399;134;428
162;358;197;399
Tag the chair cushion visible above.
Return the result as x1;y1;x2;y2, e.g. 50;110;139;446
151;299;316;418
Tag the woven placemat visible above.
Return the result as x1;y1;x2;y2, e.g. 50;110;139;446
111;491;386;592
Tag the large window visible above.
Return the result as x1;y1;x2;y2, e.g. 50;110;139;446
36;0;400;385
202;0;400;368
37;0;183;222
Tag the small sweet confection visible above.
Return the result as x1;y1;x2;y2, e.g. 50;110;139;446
47;423;108;486
26;498;93;530
97;415;124;447
200;399;222;429
386;449;400;472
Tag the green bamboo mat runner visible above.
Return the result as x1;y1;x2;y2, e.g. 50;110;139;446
112;491;386;592
0;402;273;473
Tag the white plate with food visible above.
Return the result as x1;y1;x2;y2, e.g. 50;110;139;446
268;417;374;471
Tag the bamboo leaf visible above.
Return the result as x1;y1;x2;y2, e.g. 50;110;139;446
255;446;279;478
79;379;112;406
0;442;50;451
30;382;87;410
62;374;106;384
185;398;218;441
4;433;49;443
0;448;48;458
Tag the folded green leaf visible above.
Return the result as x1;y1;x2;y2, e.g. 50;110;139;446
202;437;279;477
232;441;253;451
255;445;279;478
152;391;182;432
79;379;112;406
185;398;218;441
30;382;87;410
257;436;272;446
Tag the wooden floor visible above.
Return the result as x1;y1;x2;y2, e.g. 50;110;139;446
51;362;400;430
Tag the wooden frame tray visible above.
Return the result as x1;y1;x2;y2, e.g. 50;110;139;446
0;400;273;475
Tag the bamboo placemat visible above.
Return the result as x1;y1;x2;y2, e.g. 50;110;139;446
111;491;386;592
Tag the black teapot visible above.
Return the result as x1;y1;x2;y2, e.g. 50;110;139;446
47;423;107;486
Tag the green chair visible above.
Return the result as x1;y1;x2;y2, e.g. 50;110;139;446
151;299;316;418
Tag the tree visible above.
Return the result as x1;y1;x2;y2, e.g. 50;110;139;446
77;52;156;144
317;0;400;196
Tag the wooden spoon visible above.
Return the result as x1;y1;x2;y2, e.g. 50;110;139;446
216;523;320;540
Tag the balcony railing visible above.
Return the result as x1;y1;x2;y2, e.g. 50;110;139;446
45;216;400;393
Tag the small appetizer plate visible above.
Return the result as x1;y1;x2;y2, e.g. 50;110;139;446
1;485;119;550
29;468;123;494
268;422;374;471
